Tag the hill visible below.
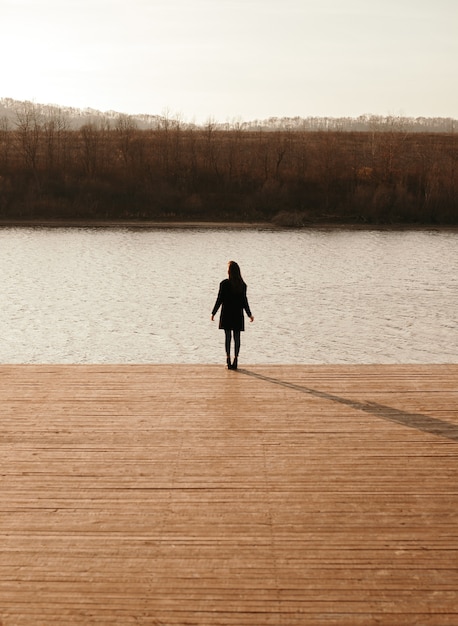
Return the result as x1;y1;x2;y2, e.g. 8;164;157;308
1;97;456;133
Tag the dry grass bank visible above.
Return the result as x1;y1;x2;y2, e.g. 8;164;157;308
0;124;457;225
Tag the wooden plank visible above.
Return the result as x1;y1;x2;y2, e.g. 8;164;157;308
0;364;457;625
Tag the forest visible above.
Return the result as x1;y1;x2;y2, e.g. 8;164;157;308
0;103;456;226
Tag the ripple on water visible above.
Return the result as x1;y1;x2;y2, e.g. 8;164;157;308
0;227;456;363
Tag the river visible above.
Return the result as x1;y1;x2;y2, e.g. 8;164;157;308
0;227;456;364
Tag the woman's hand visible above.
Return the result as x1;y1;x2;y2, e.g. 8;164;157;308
211;315;215;321
250;316;254;322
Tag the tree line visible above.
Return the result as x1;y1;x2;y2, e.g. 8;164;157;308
0;105;456;225
1;98;456;133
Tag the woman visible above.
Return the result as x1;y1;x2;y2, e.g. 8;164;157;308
211;261;254;370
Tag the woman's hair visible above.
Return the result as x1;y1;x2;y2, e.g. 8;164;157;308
228;261;246;293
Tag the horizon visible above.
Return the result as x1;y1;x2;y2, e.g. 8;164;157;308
1;0;457;124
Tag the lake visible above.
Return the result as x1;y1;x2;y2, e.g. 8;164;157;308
0;227;456;364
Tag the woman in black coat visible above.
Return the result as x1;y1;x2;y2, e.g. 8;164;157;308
211;261;254;370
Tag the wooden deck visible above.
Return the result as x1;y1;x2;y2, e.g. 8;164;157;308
0;364;457;625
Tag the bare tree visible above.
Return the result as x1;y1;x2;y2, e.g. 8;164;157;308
115;114;138;165
15;102;42;182
80;123;100;178
0;116;12;171
42;106;70;171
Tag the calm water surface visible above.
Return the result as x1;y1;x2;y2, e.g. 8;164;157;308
0;227;456;364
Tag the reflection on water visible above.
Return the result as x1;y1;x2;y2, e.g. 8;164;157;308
0;227;456;364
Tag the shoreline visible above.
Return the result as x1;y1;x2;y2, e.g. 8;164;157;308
0;219;274;230
0;219;456;231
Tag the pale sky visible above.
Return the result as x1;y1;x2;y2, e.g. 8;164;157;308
2;0;457;122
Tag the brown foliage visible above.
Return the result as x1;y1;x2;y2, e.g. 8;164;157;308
0;121;456;224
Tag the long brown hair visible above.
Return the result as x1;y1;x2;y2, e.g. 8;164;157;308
228;261;246;293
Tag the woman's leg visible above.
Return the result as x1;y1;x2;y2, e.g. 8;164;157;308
232;330;241;369
224;329;232;368
224;329;232;358
234;330;241;357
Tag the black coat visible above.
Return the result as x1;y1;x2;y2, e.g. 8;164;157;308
212;279;252;331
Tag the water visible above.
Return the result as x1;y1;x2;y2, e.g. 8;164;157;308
0;227;456;364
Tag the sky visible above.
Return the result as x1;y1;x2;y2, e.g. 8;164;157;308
1;0;457;123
